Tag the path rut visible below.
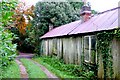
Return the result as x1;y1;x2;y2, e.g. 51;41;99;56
16;52;58;79
29;59;58;78
15;59;28;79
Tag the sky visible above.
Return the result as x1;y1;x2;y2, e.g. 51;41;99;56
20;0;120;12
88;0;120;12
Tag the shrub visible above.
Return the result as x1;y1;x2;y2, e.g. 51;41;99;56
0;27;17;66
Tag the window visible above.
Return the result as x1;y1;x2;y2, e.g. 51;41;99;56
84;36;90;62
52;39;57;56
84;35;96;63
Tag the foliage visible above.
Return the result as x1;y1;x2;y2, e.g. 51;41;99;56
16;37;35;53
0;27;17;66
1;61;20;78
28;1;97;54
33;57;76;78
0;0;17;27
82;71;95;80
20;58;47;78
0;0;17;67
114;29;120;40
69;2;84;10
28;2;84;53
33;56;95;79
97;29;120;79
1;1;35;53
13;2;34;35
11;2;35;53
83;61;97;76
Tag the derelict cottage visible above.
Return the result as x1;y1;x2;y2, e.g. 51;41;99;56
40;4;120;79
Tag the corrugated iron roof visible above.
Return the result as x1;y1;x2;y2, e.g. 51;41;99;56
41;7;120;39
41;20;81;38
70;7;119;34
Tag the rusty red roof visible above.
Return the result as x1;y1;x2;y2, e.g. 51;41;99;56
41;7;120;39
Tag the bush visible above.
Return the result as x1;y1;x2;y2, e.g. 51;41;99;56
0;27;17;66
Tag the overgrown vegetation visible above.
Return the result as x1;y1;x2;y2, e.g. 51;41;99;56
1;61;20;78
11;2;35;53
0;27;17;66
0;0;17;67
34;59;75;78
27;1;97;54
0;0;17;27
33;56;95;79
97;29;120;79
20;58;47;78
28;2;84;54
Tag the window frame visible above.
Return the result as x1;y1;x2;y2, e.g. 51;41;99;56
83;35;96;64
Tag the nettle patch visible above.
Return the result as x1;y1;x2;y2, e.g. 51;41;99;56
97;29;120;79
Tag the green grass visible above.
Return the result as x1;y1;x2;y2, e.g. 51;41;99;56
1;61;20;78
33;57;80;78
20;58;47;78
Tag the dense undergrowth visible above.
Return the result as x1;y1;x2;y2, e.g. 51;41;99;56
33;56;95;79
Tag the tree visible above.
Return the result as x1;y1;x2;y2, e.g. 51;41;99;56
11;2;35;53
13;2;34;35
28;2;84;53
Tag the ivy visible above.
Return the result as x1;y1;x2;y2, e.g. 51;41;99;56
114;29;120;40
97;28;120;79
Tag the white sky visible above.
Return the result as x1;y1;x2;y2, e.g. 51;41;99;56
88;0;120;12
20;0;120;12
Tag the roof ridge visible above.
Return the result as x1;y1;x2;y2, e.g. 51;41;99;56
41;7;119;39
97;7;120;15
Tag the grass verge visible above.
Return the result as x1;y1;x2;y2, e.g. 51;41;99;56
20;58;47;78
1;61;20;78
33;57;81;78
